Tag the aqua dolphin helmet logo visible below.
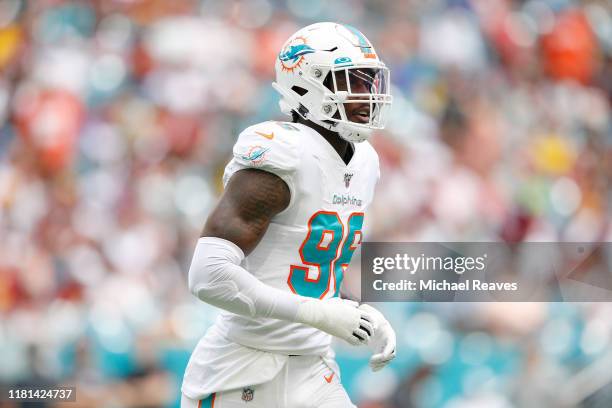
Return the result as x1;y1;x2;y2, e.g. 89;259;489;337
279;36;315;73
279;44;315;63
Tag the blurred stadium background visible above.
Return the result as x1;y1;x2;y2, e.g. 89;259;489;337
0;0;611;407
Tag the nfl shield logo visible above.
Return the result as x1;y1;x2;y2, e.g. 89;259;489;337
344;173;354;188
242;387;254;402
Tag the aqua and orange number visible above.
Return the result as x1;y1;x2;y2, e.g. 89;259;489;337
288;211;364;298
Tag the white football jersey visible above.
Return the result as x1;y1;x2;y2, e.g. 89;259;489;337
216;120;380;354
182;120;379;399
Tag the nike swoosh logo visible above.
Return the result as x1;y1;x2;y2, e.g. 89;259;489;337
324;372;335;383
255;131;274;140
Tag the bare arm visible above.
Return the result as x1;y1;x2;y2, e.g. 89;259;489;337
202;168;290;254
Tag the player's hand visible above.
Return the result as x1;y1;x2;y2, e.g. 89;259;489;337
358;304;396;371
295;297;374;346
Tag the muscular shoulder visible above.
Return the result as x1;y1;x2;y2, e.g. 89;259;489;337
231;121;304;173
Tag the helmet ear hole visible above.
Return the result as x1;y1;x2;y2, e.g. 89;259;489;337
291;86;308;96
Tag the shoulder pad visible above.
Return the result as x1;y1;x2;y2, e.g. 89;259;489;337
361;140;380;180
363;140;380;165
232;121;302;173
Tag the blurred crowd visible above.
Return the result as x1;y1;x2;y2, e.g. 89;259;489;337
0;0;610;407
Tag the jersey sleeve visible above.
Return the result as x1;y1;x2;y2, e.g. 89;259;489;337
375;149;381;182
223;121;302;208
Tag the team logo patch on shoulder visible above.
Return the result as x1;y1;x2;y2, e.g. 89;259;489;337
241;387;254;402
241;145;270;166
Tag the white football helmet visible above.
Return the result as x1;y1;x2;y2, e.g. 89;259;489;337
272;22;392;143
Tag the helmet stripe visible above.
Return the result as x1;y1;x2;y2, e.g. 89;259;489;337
343;25;377;58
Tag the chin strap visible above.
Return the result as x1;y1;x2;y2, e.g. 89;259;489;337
339;126;371;143
308;115;337;131
306;113;372;143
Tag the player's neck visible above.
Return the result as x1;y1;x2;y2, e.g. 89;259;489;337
296;118;354;165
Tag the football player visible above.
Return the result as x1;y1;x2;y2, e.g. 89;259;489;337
182;22;396;408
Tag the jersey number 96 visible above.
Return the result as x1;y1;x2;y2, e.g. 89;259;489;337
288;211;364;299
